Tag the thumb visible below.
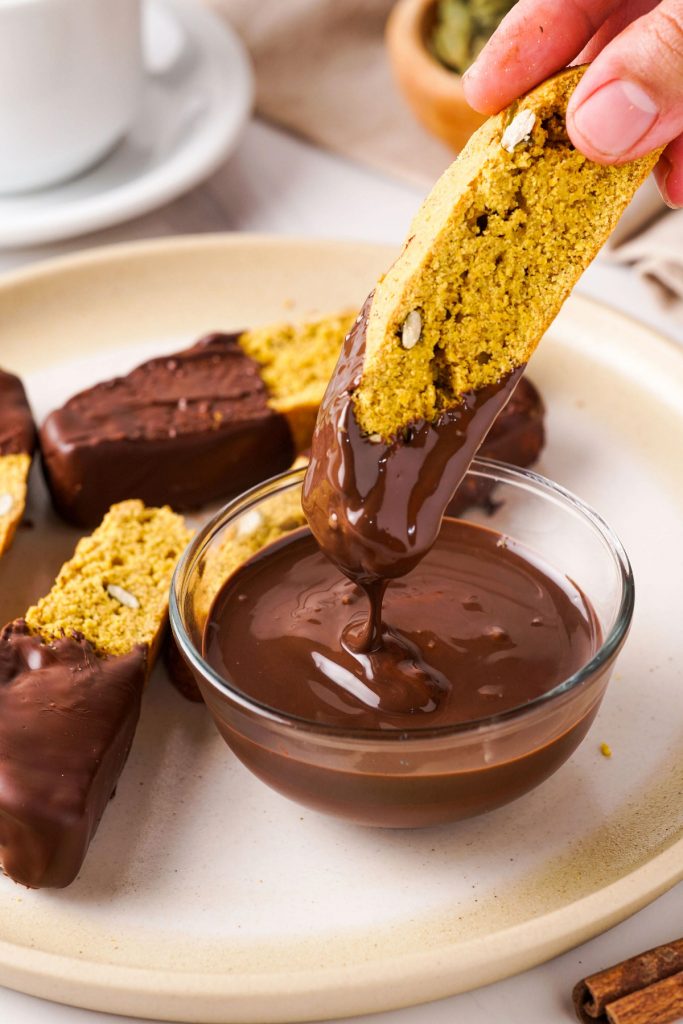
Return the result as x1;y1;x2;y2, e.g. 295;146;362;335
567;0;683;164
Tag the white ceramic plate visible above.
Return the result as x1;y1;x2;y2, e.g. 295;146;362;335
0;236;681;1023
0;0;252;248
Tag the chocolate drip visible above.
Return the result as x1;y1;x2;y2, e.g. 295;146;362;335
0;621;146;888
0;369;36;456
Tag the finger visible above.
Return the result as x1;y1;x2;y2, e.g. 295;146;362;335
462;0;621;114
654;134;683;206
568;0;683;164
575;0;659;63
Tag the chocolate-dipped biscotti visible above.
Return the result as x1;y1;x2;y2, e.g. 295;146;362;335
40;314;355;528
166;374;544;702
0;369;36;557
0;500;191;888
303;68;659;587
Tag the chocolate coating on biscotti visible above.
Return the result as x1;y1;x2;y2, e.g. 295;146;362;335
0;369;36;456
0;620;146;888
40;334;295;527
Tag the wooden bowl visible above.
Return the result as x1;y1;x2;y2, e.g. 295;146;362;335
386;0;486;153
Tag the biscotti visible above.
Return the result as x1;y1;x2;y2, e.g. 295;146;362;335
0;500;191;888
26;499;192;664
40;315;355;527
0;369;36;556
353;67;660;439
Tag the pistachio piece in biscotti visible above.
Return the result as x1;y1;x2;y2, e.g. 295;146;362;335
353;66;660;440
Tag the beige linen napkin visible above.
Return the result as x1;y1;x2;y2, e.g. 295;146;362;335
209;0;682;315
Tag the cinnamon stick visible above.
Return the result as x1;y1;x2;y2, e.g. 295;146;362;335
604;971;683;1024
573;939;683;1024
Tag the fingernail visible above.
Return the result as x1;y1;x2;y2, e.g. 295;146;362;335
571;79;659;157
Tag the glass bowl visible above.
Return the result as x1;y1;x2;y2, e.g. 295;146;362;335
170;460;633;829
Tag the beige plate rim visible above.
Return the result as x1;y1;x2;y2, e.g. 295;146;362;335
0;234;681;1023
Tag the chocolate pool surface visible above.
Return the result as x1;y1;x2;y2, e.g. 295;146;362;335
203;520;599;731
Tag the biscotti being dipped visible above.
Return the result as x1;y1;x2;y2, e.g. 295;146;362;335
0;500;191;888
353;66;659;440
0;369;36;557
303;67;660;585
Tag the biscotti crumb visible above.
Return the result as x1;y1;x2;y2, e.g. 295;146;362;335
600;741;613;758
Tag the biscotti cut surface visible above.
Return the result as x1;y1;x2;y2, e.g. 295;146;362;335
354;67;659;438
26;499;191;659
238;312;356;450
0;453;31;557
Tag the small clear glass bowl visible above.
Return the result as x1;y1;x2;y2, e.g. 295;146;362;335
170;460;633;829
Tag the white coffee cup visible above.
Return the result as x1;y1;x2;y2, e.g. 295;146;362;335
0;0;143;194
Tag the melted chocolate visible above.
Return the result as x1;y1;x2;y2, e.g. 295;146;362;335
0;621;146;888
204;522;598;731
40;334;294;527
0;369;36;456
302;305;524;597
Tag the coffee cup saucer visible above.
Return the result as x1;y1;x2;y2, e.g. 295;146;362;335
0;0;253;248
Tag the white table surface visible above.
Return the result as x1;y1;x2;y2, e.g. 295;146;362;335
1;118;681;1024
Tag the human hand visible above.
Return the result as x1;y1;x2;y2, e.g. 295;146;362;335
461;0;683;207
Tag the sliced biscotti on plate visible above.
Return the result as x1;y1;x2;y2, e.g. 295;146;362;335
240;311;356;450
0;500;191;888
25;499;191;666
353;66;660;439
40;314;354;527
0;369;36;557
